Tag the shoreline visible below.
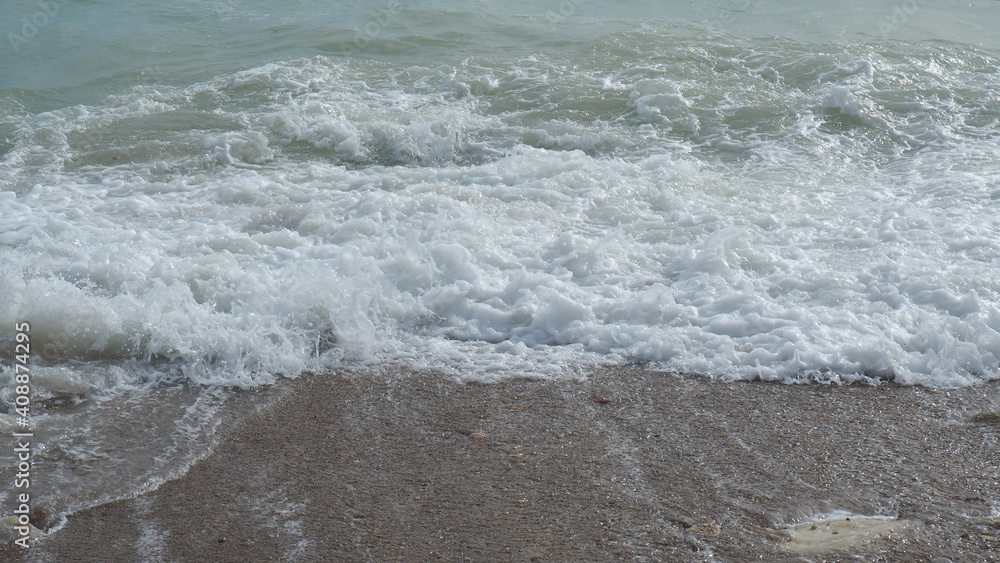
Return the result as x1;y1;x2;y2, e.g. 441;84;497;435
5;366;1000;561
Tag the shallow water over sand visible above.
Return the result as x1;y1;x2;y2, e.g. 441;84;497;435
3;0;1000;537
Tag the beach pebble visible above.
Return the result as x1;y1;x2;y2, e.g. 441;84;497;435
967;412;1000;423
690;522;721;539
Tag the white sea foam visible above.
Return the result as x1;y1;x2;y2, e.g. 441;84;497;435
3;33;1000;402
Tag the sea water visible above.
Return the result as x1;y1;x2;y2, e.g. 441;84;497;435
2;0;1000;526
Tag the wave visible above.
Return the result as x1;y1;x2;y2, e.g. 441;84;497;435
2;32;1000;393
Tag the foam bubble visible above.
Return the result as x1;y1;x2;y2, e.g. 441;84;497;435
780;512;914;555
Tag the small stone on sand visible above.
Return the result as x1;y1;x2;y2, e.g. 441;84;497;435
967;412;1000;423
690;522;721;539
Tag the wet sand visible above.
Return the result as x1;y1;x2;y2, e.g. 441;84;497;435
5;366;1000;561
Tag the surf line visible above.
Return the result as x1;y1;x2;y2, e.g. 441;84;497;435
11;322;32;549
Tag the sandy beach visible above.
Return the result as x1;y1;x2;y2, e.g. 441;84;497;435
5;366;1000;561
